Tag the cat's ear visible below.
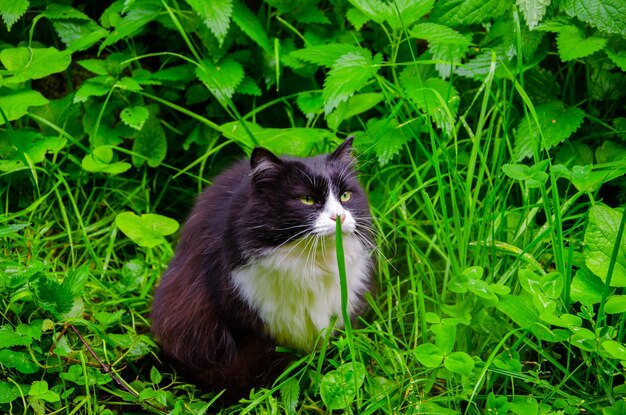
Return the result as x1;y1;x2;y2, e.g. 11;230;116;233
329;136;355;164
250;147;284;185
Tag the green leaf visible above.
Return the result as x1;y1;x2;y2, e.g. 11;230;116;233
584;204;626;286
52;20;108;52
290;43;363;67
296;92;324;120
320;362;366;410
327;92;384;130
81;146;132;175
444;351;475;375
150;366;163;385
0;47;71;85
556;27;607;62
0;0;29;31
400;68;460;133
196;58;244;104
513;100;585;161
116;212;179;248
323;50;379;113
601;340;626;360
280;378;300;415
0;325;30;348
516;0;550;29
561;0;626;36
361;117;406;166
571;164;619;193
62;266;89;298
509;396;539;415
415;343;444;367
77;59;109;76
29;381;60;403
410;23;471;78
73;76;115;103
0;350;38;374
385;0;435;29
185;0;233;46
571;268;604;304
432;0;509;26
346;8;369;30
232;0;271;52
347;0;387;24
432;323;456;354
221;121;332;155
606;48;626;71
132;115;167;168
0;129;66;172
100;0;162;52
0;381;21;404
35;276;74;316
121;106;150;130
604;295;626;314
42;4;90;20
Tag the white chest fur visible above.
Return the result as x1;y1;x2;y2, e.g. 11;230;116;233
230;235;370;351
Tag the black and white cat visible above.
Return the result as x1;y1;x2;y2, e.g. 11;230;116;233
150;138;374;397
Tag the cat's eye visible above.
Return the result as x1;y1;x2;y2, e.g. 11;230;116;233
340;191;352;202
300;195;315;205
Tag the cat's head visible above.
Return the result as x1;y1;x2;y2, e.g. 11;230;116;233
241;138;372;252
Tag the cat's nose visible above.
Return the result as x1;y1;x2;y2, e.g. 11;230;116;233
330;213;346;224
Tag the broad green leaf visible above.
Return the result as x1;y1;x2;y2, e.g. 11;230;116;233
571;164;619;193
221;121;332;155
280;378;300;415
0;325;30;348
347;0;388;24
0;47;71;85
132;115;167;168
385;0;435;29
400;68;460;133
432;0;508;26
232;0;271;52
327;92;384;130
444;351;475;375
73;76;115;103
62;266;89;298
509;396;539;415
0;129;66;172
99;0;162;51
596;141;626;164
29;381;60;403
296;92;324;120
34;276;74;316
513;100;585;161
53;20;108;52
584;204;626;286
236;77;261;96
432;323;456;354
81;147;132;175
414;343;444;367
151;64;196;83
606;48;626;71
78;59;109;76
0;350;38;374
346;8;369;31
150;366;163;385
360;117;406;166
0;0;29;31
290;43;363;67
0;381;21;404
186;0;233;46
496;294;540;328
601;340;626;360
604;295;626;314
516;0;550;30
196;58;244;103
410;22;471;78
556;27;607;62
320;362;366;410
540;272;564;299
116;212;179;248
42;4;90;20
121;106;150;130
561;0;626;36
570;268;604;304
